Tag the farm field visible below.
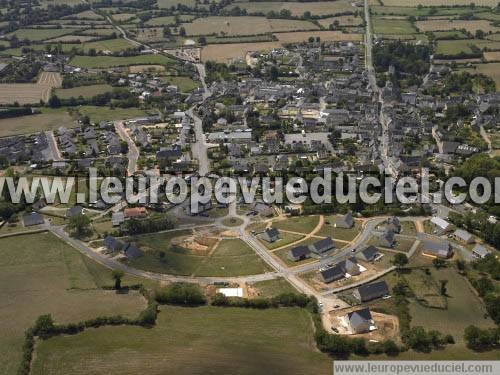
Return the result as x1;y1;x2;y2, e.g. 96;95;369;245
318;15;364;27
145;14;195;26
182;16;319;36
69;54;174;68
483;51;500;61
7;27;73;41
111;13;136;22
435;39;500;55
74;38;136;53
54;84;114;99
157;0;197;8
32;306;330;375
81;28;117;36
274;30;362;43
64;10;104;20
381;0;499;6
416;19;499;33
0;71;61;105
224;1;356;16
371;5;493;16
372;17;417;34
0;108;75;137
46;35;98;43
0;232;146;375
201;41;281;62
462;62;500;87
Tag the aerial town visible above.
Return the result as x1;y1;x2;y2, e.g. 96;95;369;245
0;0;499;374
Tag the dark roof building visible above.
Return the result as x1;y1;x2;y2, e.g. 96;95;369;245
353;281;389;302
386;216;401;233
66;205;84;218
310;237;335;254
421;237;452;258
22;212;45;227
104;235;124;252
260;227;280;243
320;257;360;283
359;245;380;262
379;230;395;248
335;212;354;229
346;307;373;334
123;243;144;259
288;245;311;262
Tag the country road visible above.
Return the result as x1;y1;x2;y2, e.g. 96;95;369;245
114;120;139;176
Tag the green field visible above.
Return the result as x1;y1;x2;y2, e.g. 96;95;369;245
462;62;500;87
32;305;330;374
436;39;500;55
0;233;146;375
7;28;73;41
194;238;271;276
371;5;491;17
74;106;149;122
261;232;304;250
55;84;113;99
251;277;297;298
69;54;174;68
0;108;76;137
161;75;200;92
146;14;195;26
317;216;362;241
224;1;355;16
273;215;320;234
157;0;197;8
373;17;417;34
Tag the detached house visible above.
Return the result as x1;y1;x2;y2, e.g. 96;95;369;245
344;308;374;334
260;227;280;243
288;245;311;262
309;237;335;255
353;281;389;303
335;212;354;229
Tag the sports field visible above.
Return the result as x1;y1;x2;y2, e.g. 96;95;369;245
31;306;330;374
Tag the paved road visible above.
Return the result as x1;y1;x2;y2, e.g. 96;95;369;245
45;130;62;161
115;121;139;176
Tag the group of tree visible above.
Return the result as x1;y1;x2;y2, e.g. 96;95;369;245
373;41;431;79
464;325;500;351
122;215;176;235
154;283;206;306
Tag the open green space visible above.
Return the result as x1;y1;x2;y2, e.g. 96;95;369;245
372;17;417;34
194;238;271;277
69;54;174;68
272;215;320;234
436;39;500;55
0;107;76;137
161;75;200;92
461;62;500;87
73;106;149;122
55;84;113;99
260;232;304;250
7;28;73;41
32;305;330;374
0;232;146;375
251;277;297;298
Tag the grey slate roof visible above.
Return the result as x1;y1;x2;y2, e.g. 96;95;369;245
22;212;44;227
104;235;124;252
354;281;389;302
335;212;354;228
359;245;379;262
288;245;311;260
310;237;335;254
123;243;144;259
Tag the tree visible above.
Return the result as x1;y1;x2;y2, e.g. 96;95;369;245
198;36;207;45
439;280;448;296
473;276;494;297
112;269;124;290
432;258;446;269
48;95;61;108
179;26;186;36
67;213;90;237
392;253;408;269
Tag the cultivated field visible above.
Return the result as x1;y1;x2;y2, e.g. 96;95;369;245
146;14;194;26
182;16;319;36
382;0;500;6
0;108;75;137
416;19;499;33
46;35;98;43
484;51;500;61
462;62;500;87
7;27;73;41
274;30;362;43
32;306;330;374
224;1;356;16
0;72;62;105
318;15;364;27
129;64;165;73
0;233;146;375
54;84;113;99
157;0;197;8
435;39;500;55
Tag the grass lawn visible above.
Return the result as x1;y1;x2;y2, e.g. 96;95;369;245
318;216;362;242
32;305;330;374
0;232;146;375
194;238;271;277
251;277;297;298
400;221;417;236
73;106;149;122
54;84;113;99
0;107;76;137
69;54;174;68
272;215;320;234
161;75;200;92
273;237;321;267
372;17;417;34
261;232;304;250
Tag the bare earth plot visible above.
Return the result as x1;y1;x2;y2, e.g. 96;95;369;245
31;306;331;375
0;72;62;105
0;232;145;375
182;16;319;36
416;19;499;33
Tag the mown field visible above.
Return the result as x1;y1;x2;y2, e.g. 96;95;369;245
0;233;146;375
373;17;417;34
0;108;75;137
182;16;319;36
224;1;355;16
201;41;281;62
416;19;499;33
0;72;61;105
462;62;500;87
7;27;73;41
69;54;174;68
74;106;150;122
54;84;114;99
32;305;330;375
436;39;500;55
275;30;362;43
382;0;499;6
